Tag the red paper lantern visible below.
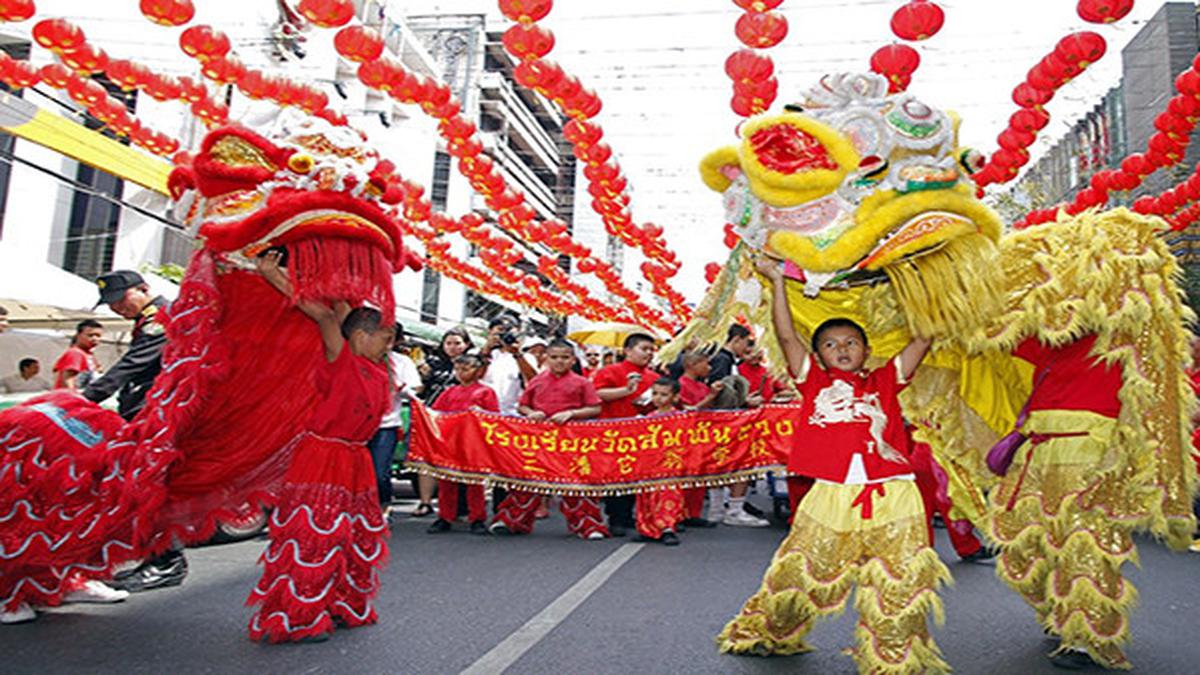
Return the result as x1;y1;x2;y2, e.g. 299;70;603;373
502;24;555;60
724;49;773;83
735;11;788;49
60;43;108;76
66;76;106;106
236;69;277;99
180;25;231;62
734;76;778;104
357;58;399;90
870;44;920;93
563;119;603;147
1168;94;1200;119
1077;0;1133;24
1010;107;1050;133
38;63;73;89
1055;32;1107;68
105;59;149;92
33;19;85;53
1154;111;1192;139
298;0;354;28
564;87;602;119
1012;82;1053;108
1176;69;1200;97
998;127;1036;151
177;76;207;102
1132;196;1158;214
1120;154;1150;176
200;56;244;85
890;1;945;41
0;0;35;22
140;0;195;27
1149;133;1185;160
89;96;126;123
498;0;553;24
334;25;384;63
513;59;563;90
1026;64;1060;92
550;74;582;102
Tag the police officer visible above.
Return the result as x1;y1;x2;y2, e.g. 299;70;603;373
83;270;188;592
83;270;167;420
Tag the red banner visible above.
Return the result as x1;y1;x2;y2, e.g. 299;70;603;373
406;401;798;496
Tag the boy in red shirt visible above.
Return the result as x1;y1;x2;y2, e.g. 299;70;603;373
592;333;658;536
490;339;607;539
675;352;724;528
719;258;947;674
427;354;499;535
633;377;687;546
249;251;393;643
53;320;104;391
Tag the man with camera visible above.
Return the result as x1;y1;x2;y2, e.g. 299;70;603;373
480;316;537;416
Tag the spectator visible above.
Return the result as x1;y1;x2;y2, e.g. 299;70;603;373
1;358;51;393
427;354;499;535
581;348;601;378
704;324;769;526
601;352;615;368
592;333;658;536
419;327;474;406
368;323;424;518
480;315;536;416
738;344;787;404
522;336;549;371
54;319;104;391
708;324;753;383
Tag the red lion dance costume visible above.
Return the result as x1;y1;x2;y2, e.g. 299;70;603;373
0;111;415;641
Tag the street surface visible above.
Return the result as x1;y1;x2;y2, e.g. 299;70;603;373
3;492;1198;674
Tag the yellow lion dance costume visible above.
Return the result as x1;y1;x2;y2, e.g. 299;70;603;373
666;72;1198;673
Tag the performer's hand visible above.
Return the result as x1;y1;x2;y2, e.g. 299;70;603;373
711;380;726;393
525;411;547;421
755;256;784;282
745;393;764;408
549;411;574;424
256;250;283;278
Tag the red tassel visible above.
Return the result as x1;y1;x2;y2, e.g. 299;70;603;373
288;237;395;323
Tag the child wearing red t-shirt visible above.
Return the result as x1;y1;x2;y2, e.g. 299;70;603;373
490;340;607;539
249;251;394;644
633;377;687;546
427;354;499;535
719;258;947;674
592;333;658;536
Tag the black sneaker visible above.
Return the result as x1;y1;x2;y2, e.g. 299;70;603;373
681;517;717;529
660;532;680;547
1049;647;1096;670
469;520;488;535
110;551;188;593
426;518;452;534
742;502;766;519
959;546;998;564
609;523;627;538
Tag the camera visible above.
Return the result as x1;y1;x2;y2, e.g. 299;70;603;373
500;330;521;346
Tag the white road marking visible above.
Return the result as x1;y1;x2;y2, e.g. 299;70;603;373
460;543;645;675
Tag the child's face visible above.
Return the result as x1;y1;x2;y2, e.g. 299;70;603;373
649;384;677;410
544;347;575;375
351;326;395;364
454;361;484;383
624;340;655;367
815;326;870;372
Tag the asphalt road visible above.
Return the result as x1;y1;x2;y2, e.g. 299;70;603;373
3;493;1198;674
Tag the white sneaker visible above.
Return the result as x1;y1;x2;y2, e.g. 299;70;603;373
585;531;606;540
63;580;130;604
1;603;36;624
723;509;769;528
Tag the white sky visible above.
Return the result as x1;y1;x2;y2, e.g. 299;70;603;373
411;0;1171;304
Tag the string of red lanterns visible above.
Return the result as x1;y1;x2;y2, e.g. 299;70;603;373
495;0;687;326
1077;0;1134;24
868;1;944;94
724;0;785;119
974;31;1108;189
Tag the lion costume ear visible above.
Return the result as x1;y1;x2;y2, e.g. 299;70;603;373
699;146;741;193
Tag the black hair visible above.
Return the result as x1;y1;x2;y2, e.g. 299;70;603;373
18;358;38;371
726;324;751;341
811;318;869;352
454;353;486;368
681;350;708;366
488;315;518;330
75;319;102;334
653;376;681;394
623;333;656;350
0;305;7;315
340;307;384;339
546;338;574;352
439;326;474;355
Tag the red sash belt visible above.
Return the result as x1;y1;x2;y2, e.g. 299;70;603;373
852;483;887;519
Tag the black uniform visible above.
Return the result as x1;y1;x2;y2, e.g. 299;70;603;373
84;296;168;421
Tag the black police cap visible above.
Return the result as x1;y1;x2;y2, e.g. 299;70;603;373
96;270;146;306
